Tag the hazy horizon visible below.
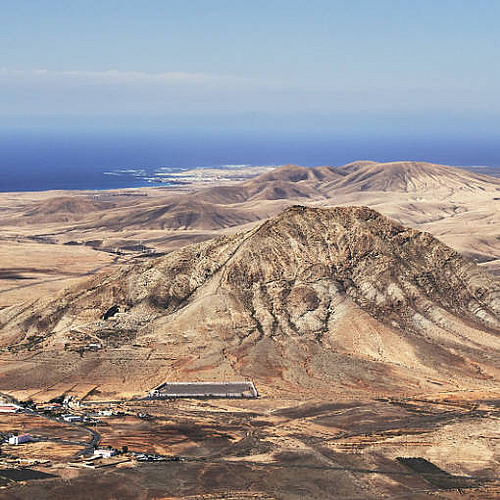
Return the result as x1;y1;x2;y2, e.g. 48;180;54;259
2;2;500;130
2;1;500;190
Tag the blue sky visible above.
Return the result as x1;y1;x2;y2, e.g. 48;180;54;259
1;0;499;134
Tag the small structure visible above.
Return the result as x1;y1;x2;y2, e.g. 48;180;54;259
62;414;83;423
93;448;116;458
86;343;102;351
0;405;20;413
69;456;129;469
36;403;61;411
135;453;169;462
98;409;114;417
8;434;32;445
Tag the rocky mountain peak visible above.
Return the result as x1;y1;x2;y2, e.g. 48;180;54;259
0;206;499;397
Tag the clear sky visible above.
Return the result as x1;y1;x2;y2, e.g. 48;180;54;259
1;0;499;135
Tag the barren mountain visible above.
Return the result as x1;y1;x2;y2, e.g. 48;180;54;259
196;164;338;204
197;161;500;203
7;196;117;224
1;206;499;400
330;160;500;193
93;162;500;271
2;204;500;499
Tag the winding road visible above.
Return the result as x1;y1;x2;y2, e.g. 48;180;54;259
18;407;101;457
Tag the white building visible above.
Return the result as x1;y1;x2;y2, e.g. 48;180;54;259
8;434;32;445
0;405;20;413
98;409;114;417
63;414;83;422
93;448;116;458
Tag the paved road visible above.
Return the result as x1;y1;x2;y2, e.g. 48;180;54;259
19;408;101;457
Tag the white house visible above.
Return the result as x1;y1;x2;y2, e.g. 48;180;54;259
98;409;114;417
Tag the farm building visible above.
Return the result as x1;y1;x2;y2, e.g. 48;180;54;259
36;403;62;411
62;414;83;422
86;343;102;351
148;380;258;399
93;448;117;458
98;409;114;417
8;434;32;445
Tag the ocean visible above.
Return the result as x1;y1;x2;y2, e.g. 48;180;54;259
1;129;500;192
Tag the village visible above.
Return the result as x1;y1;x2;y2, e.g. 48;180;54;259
0;379;259;487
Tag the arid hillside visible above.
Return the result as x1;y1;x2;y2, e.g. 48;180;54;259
0;206;499;400
196;160;500;202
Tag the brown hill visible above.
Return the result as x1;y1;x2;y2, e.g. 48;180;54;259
196;164;335;204
0;206;499;399
198;161;500;204
155;161;500;232
331;160;500;194
95;197;263;231
21;196;116;223
0;194;118;227
8;161;500;237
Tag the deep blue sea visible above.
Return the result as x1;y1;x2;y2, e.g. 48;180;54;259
1;130;499;192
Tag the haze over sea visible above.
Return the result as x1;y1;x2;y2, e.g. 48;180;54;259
3;2;500;192
2;125;500;192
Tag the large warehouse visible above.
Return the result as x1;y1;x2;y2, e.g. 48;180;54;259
148;381;258;399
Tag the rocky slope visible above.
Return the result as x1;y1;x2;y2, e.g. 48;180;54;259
0;206;499;399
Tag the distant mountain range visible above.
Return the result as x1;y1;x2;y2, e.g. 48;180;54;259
3;160;498;272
